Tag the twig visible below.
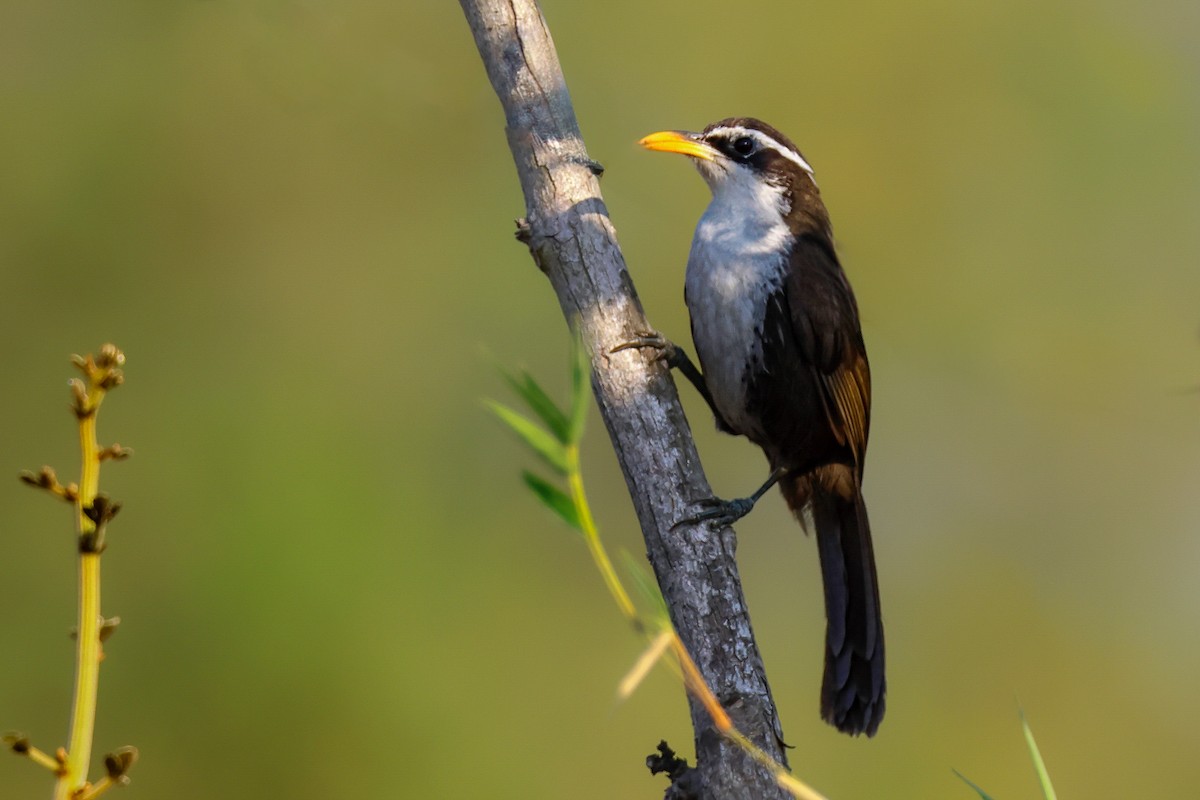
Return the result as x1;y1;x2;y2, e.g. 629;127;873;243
459;2;791;796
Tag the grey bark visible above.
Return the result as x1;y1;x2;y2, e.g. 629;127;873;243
459;2;792;797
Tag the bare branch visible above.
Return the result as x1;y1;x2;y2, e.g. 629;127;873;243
459;2;791;797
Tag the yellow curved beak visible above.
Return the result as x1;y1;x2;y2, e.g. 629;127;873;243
638;130;719;161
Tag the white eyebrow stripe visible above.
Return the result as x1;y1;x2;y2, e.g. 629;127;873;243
706;126;816;176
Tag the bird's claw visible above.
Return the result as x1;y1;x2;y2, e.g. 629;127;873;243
671;496;757;530
611;332;682;367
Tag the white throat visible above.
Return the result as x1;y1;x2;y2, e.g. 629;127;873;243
684;167;793;436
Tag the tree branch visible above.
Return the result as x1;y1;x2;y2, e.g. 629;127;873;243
459;2;792;797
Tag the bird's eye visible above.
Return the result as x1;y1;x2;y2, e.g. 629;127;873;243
732;136;756;157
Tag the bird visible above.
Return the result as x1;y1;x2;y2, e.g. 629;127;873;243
625;117;885;736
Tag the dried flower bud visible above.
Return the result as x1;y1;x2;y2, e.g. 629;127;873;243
98;369;124;391
99;444;133;461
3;732;30;753
96;344;125;369
104;746;138;779
99;617;121;643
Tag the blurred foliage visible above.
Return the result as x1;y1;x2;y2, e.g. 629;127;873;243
1;1;1198;798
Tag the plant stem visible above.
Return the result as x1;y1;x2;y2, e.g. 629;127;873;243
567;445;637;622
57;394;107;799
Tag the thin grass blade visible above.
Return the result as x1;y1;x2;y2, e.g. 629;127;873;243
621;551;669;619
617;629;673;700
1020;710;1058;800
952;770;998;800
567;330;590;445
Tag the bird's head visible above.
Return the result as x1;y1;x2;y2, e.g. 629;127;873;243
640;117;816;190
640;118;828;235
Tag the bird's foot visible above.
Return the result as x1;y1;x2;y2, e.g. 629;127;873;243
612;331;726;426
673;495;759;530
672;469;786;530
611;331;685;369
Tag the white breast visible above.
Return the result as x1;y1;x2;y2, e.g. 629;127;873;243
684;170;792;436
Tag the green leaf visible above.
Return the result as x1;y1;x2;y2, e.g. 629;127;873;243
952;770;998;800
486;400;569;475
568;329;591;445
621;551;668;620
502;369;570;444
1021;710;1058;800
522;471;581;531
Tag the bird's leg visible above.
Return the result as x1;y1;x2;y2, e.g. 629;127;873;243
616;330;782;528
611;331;724;423
674;467;789;530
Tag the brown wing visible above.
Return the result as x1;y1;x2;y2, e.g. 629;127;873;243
787;235;872;467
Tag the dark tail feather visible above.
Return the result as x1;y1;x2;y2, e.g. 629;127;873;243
809;486;886;736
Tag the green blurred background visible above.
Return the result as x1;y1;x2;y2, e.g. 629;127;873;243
2;0;1198;797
